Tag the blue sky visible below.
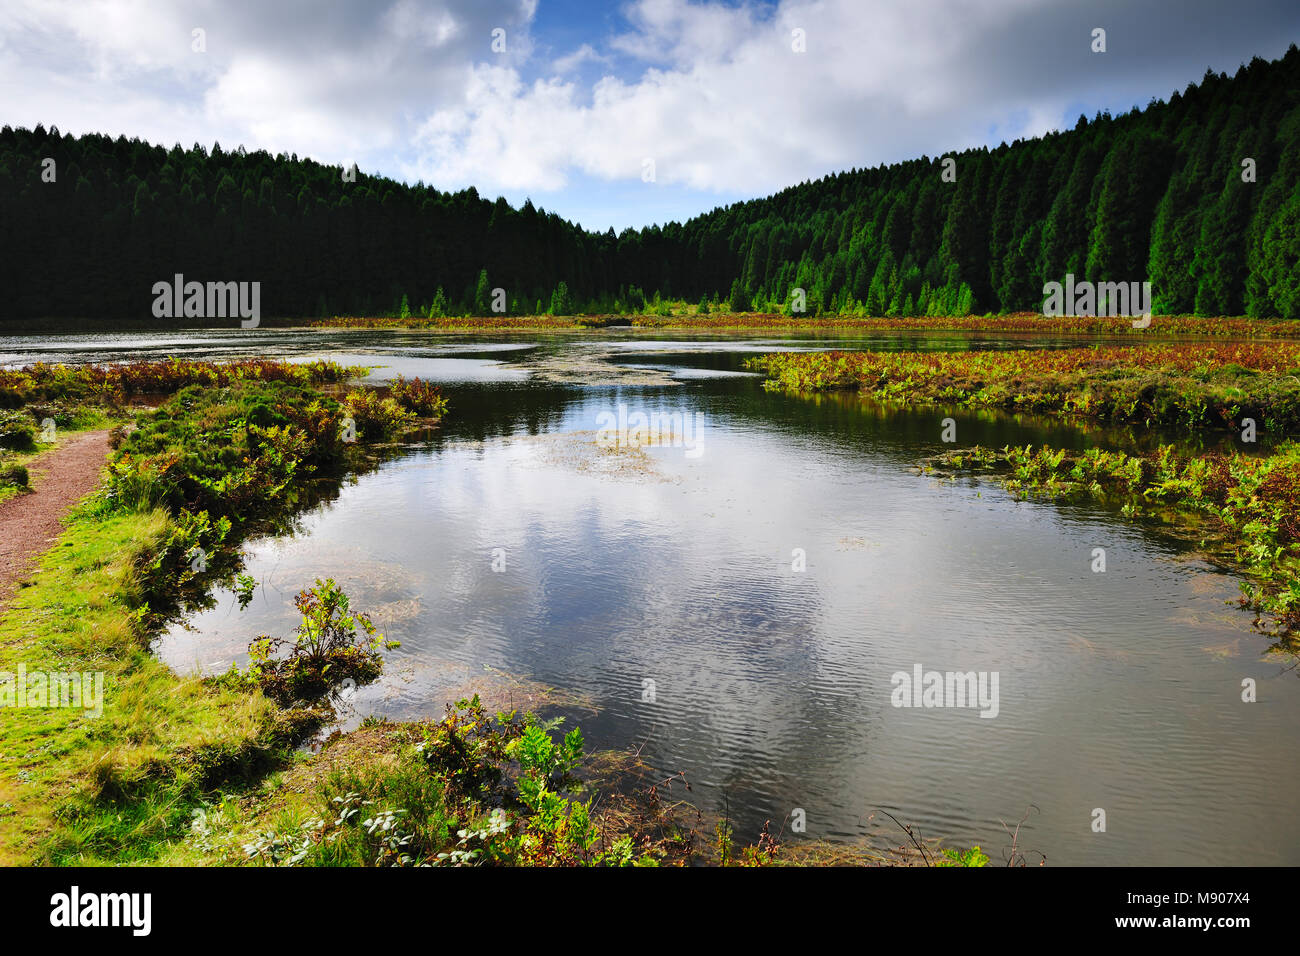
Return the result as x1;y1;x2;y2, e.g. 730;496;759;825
4;0;1299;231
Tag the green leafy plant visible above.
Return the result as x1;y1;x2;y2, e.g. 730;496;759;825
243;578;398;706
0;410;37;450
387;376;447;417
345;388;417;440
937;845;991;867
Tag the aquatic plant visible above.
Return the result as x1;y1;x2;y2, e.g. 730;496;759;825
344;387;417;439
242;578;398;707
386;376;448;417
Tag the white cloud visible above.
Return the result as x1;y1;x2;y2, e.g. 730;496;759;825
399;0;1300;200
413;66;586;190
407;0;1057;194
0;0;537;164
2;0;1296;222
551;43;608;74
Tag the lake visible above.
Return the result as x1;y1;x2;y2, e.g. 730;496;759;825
5;326;1297;865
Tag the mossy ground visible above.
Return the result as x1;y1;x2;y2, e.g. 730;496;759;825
0;506;291;864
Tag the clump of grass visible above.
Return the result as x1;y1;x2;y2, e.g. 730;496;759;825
0;462;28;490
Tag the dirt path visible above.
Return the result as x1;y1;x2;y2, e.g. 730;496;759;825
0;429;112;607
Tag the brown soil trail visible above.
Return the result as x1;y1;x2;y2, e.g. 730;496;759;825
0;429;112;607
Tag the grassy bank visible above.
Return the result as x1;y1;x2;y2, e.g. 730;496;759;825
157;704;701;866
0;360;439;863
0;506;295;863
748;342;1300;432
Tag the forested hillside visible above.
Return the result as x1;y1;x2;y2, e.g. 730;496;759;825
3;44;1298;321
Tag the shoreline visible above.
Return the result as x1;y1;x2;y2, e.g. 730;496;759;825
6;312;1300;340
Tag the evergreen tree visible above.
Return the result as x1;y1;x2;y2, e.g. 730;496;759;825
3;45;1299;321
548;281;571;315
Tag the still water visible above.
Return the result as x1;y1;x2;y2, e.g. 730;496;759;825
6;327;1297;865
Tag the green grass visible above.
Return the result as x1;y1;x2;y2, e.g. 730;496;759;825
0;362;370;864
0;507;292;864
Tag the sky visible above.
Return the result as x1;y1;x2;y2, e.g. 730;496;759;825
2;0;1298;231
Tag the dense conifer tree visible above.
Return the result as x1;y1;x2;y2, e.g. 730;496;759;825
2;46;1298;320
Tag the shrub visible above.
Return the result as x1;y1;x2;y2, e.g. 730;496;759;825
345;389;416;440
243;578;398;707
0;409;37;450
0;463;29;488
108;382;348;520
387;377;447;417
105;449;180;512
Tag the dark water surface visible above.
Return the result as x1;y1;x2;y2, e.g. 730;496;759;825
5;327;1296;865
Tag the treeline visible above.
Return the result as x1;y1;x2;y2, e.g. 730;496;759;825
660;44;1300;319
2;44;1299;321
